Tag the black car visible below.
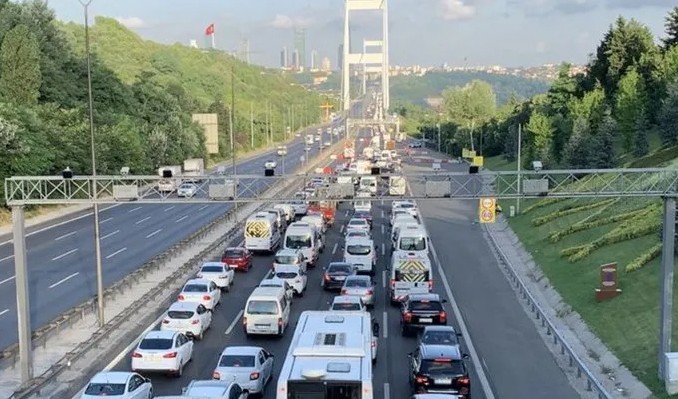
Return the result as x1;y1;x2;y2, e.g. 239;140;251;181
408;343;470;396
322;262;356;291
353;210;373;228
419;326;462;348
401;294;448;336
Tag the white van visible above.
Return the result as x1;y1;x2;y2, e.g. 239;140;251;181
343;237;377;276
273;204;295;223
301;214;326;234
243;287;291;337
354;199;372;213
244;212;281;253
284;222;321;267
394;224;429;255
359;176;377;195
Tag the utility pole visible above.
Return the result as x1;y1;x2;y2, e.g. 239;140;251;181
437;123;441;153
229;66;237;214
291;106;295;133
516;123;522;214
250;103;254;149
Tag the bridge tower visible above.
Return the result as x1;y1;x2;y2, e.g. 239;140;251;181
342;0;389;113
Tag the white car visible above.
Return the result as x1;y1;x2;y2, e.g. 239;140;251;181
81;371;152;399
393;200;418;218
345;230;371;240
131;330;193;377
177;279;221;310
197;262;235;291
329;295;366;312
346;218;370;235
264;160;277;169
390;209;410;226
181;380;248;399
289;200;308;216
161;301;212;340
273;265;307;296
259;277;295;301
212;346;275;396
177;183;197;198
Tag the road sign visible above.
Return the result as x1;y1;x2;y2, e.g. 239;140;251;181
472;156;484;167
479;197;496;224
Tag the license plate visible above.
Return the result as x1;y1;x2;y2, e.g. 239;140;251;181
435;378;452;385
419;318;433;323
228;264;238;268
335;276;346;281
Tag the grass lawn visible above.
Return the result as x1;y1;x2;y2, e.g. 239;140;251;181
483;154;517;172
486;147;678;398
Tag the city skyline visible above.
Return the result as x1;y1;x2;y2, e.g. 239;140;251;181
49;0;671;68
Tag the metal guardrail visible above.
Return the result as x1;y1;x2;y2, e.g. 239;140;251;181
4;138;348;399
484;222;613;399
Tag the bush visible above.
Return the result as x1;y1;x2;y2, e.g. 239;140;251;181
532;199;617;226
549;204;657;242
625;243;662;272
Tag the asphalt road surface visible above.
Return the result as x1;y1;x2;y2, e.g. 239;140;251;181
0;102;365;351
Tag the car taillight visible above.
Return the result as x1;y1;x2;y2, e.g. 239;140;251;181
366;289;373;295
278;317;283;326
178;295;185;300
131;352;142;358
403;311;412;322
324;274;331;282
428;281;433;290
390;279;395;289
191;319;199;325
163;352;177;358
162;319;170;324
250;371;260;380
371;340;376;348
415;375;429;384
439;311;447;323
458;377;470;385
341;289;348;295
203;295;211;300
213;371;221;380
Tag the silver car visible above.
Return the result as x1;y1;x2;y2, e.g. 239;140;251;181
212;346;274;395
340;275;375;308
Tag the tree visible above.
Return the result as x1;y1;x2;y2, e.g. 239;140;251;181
564;117;592;169
663;7;678;50
442;79;497;128
0;24;41;105
569;84;606;132
632;108;649;157
525;111;554;166
592;113;617;168
614;67;645;151
658;81;678;144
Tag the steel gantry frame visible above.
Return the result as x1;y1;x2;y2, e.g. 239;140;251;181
5;166;678;383
342;0;390;111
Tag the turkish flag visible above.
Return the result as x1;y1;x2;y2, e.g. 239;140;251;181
205;23;215;35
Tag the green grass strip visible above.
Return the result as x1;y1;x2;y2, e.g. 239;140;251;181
625;243;663;273
532;198;617;226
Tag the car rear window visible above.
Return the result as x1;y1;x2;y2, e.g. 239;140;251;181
410;300;443;311
420;359;465;375
345;278;369;288
139;338;173;350
275;255;298;264
349;219;367;226
247;300;279;315
183;284;207;293
85;383;126;395
223;250;243;258
219;355;255;367
276;271;298;279
201;265;224;273
167;310;194;319
332;303;362;311
329;265;353;274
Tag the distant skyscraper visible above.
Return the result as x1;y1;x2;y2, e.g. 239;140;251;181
280;46;288;68
310;50;318;70
338;44;344;72
294;28;306;68
321;56;331;72
292;49;300;70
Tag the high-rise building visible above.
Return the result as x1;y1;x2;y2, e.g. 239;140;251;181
337;44;344;72
280;46;288;68
310;50;318;70
292;49;300;70
321;57;331;72
294;27;306;68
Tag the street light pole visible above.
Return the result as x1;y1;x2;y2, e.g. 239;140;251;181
250;102;254;149
79;0;105;328
437;123;441;153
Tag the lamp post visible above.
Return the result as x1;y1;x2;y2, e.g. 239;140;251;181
78;0;105;328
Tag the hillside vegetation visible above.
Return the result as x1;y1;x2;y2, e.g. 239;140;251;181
0;1;322;214
417;8;678;396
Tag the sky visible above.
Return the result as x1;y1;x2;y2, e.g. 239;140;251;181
48;0;674;69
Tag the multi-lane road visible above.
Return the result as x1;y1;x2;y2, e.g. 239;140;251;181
0;101;364;351
92;132;580;399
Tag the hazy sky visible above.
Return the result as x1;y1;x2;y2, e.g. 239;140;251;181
49;0;673;68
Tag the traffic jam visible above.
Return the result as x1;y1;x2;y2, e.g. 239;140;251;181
78;127;474;399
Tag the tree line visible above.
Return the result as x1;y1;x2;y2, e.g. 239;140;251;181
0;0;323;206
413;7;678;170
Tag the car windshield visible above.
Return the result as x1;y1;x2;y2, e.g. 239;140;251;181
345;278;369;288
84;383;126;395
275;255;298;264
332;303;362;311
247;300;278;315
180;184;193;189
183;284;207;293
219;355;255;368
167;310;194;319
347;245;371;255
420;359;465;375
139;338;173;350
223;250;243;258
286;234;312;249
349;219;367;226
276;271;299;279
410;300;443;311
398;203;415;209
261;281;282;288
329;264;353;274
422;331;460;346
400;237;426;251
201;265;223;273
347;231;368;238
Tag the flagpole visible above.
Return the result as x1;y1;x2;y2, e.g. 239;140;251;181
211;32;215;49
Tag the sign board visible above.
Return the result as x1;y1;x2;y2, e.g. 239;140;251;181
462;149;470;158
478;197;496;224
472;156;484;167
467;150;476;158
595;262;621;302
192;113;219;154
112;185;138;200
523;179;549;194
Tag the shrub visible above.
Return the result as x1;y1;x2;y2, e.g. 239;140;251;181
625;243;662;272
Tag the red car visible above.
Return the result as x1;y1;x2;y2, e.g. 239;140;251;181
221;247;253;272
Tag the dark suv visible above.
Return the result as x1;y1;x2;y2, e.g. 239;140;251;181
322;262;356;291
408;343;471;397
400;294;448;336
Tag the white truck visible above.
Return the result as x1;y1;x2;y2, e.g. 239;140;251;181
157;165;182;193
305;134;314;145
183;158;204;183
389;176;406;196
388;251;433;304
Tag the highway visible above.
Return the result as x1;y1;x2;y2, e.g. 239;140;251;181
0;101;364;351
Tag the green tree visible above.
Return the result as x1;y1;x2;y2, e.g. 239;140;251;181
614;67;646;151
442;79;497;128
564;117;592;169
632;108;649;157
592;113;617;168
663;7;678;50
658;81;678;144
0;24;42;105
525;111;554;166
569;84;606;132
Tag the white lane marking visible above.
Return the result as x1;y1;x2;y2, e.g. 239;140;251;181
100;230;119;240
382;270;387;288
0;276;15;286
51;248;78;261
332;243;338;255
0;254;14;263
54;231;76;241
146;229;162;239
100;217;113;224
106;247;127;259
345;210;349;217
381;243;385;256
128;206;142;213
384;383;390;399
381;225;385;235
225;309;245;335
135;216;151;225
0;204;121;247
48;272;79;289
198;205;209;211
382;311;388;338
176;215;188;223
164;206;175;212
381;210;385;219
0;309;8;317
340;225;345;233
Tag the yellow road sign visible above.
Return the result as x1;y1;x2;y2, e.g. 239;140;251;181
472;156;484;166
479;197;496;224
462;149;470;158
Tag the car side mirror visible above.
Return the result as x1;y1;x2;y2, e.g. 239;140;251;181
145;378;152;383
442;299;448;303
456;332;463;337
462;353;470;359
